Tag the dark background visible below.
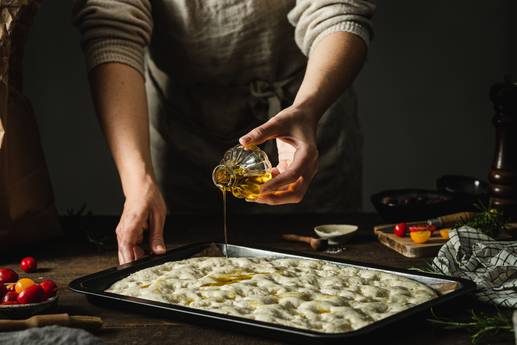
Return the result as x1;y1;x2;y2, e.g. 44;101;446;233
23;1;517;215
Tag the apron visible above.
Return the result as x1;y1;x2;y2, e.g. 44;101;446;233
145;0;362;214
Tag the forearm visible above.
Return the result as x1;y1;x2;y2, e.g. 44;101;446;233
89;63;154;196
293;32;367;121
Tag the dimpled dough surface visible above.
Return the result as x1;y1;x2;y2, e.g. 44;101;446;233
106;257;437;333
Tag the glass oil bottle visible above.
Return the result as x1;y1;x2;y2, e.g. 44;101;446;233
212;145;273;256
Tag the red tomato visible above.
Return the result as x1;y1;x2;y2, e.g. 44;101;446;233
0;283;6;299
394;223;408;237
2;291;18;303
2;301;19;305
39;280;57;299
17;284;44;304
428;225;437;233
20;257;37;273
409;225;429;233
0;268;18;284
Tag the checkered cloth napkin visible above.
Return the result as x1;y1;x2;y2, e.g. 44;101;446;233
432;226;517;308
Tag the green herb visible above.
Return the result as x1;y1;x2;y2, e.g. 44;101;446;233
409;260;443;275
428;308;514;344
455;205;506;238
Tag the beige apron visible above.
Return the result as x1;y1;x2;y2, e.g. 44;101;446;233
145;0;362;214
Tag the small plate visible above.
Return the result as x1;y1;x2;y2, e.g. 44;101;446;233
314;224;358;245
0;296;58;319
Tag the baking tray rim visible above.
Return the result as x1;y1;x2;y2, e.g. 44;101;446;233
69;241;476;339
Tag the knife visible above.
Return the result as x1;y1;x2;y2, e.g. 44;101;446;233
380;212;478;233
426;212;477;228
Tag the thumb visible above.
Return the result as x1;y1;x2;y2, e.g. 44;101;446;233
149;212;166;254
239;119;280;146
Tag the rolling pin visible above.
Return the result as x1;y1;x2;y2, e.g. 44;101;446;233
0;313;103;332
427;212;477;228
282;234;328;251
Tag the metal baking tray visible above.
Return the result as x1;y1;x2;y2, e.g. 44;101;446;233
69;242;476;344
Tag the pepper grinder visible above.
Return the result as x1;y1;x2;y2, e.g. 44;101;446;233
488;77;517;219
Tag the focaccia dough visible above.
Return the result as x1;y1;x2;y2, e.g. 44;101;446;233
106;257;436;333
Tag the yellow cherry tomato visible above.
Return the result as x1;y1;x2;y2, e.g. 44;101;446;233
15;278;35;294
439;228;450;239
410;230;431;244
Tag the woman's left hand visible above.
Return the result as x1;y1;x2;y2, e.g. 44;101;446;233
239;106;319;205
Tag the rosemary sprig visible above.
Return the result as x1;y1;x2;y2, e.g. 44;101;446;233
428;308;514;344
409;260;443;275
455;204;506;238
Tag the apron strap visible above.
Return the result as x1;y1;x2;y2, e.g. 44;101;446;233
249;73;299;118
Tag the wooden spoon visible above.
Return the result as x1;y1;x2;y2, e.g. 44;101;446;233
282;234;328;251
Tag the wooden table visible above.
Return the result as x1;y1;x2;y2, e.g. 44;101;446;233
0;213;503;345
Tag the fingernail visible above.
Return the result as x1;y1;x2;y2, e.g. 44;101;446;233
156;244;166;253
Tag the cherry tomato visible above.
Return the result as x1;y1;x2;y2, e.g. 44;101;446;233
0;283;6;299
1;301;19;305
20;257;37;273
17;284;44;304
440;228;450;239
2;291;18;304
409;225;428;233
39;280;57;299
0;268;18;284
393;223;408;237
15;278;35;294
410;230;431;244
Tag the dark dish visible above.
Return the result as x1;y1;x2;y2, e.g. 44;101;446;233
370;189;466;222
69;242;475;345
436;175;489;206
0;296;58;319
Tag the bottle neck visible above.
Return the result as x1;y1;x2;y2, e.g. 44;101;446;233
212;165;236;189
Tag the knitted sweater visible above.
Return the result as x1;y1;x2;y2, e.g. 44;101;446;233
73;0;375;78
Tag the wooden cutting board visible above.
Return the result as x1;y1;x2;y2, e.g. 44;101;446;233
374;222;448;258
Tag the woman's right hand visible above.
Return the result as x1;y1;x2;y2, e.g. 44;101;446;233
88;64;166;265
116;176;167;264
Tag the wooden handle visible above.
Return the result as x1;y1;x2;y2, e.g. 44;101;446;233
433;212;477;227
0;313;69;331
0;313;103;331
282;234;313;244
70;315;104;331
0;319;26;331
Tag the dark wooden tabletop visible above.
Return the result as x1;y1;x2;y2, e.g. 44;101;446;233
0;213;506;345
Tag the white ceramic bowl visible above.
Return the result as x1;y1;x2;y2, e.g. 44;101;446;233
314;224;358;245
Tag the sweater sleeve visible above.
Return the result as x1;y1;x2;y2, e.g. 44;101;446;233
287;0;375;56
72;0;153;77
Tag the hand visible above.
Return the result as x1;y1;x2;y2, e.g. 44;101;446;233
239;105;319;205
116;176;167;264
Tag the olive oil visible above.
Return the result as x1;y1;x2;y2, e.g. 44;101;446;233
218;170;272;257
215;167;272;200
201;272;255;287
223;190;228;257
212;145;273;258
